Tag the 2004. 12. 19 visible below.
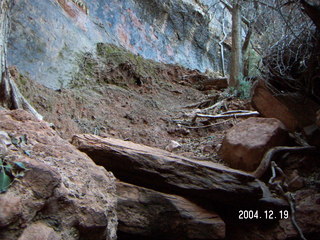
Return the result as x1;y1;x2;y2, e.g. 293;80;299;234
238;210;289;220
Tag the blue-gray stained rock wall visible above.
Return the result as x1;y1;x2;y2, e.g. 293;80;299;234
8;0;231;89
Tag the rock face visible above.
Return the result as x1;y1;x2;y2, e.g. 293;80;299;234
117;181;225;240
0;110;117;240
219;117;289;172
8;0;231;89
71;134;263;206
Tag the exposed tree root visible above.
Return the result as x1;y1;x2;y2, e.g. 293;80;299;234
0;0;42;120
253;146;317;179
268;161;308;240
0;73;43;120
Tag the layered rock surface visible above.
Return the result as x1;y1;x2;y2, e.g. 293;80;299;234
71;134;263;206
0;110;117;240
8;0;231;89
71;134;295;239
117;181;225;240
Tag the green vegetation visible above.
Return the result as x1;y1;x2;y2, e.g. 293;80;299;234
224;78;253;100
69;43;162;89
16;73;28;86
58;43;71;59
0;159;27;193
243;46;261;79
96;43;159;74
0;135;30;193
68;52;98;88
237;78;253;99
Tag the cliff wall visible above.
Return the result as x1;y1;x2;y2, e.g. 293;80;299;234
8;0;231;89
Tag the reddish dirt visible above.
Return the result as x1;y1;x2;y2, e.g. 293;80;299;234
10;63;250;162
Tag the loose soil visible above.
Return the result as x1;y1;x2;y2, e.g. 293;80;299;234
11;43;251;163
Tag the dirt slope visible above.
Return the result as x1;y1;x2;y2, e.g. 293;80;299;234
11;43;249;162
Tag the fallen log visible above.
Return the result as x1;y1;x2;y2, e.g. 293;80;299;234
72;134;263;206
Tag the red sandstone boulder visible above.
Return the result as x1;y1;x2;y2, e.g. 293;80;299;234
0;110;117;240
219;117;289;171
251;80;298;131
252;80;320;132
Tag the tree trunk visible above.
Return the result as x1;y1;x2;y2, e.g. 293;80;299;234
229;0;242;88
0;0;42;120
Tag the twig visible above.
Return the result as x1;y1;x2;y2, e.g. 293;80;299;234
220;110;254;115
181;120;232;129
194;111;259;121
286;193;308;240
201;100;226;112
183;97;217;109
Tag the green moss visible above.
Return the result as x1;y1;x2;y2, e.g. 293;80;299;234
17;74;28;86
69;43;162;89
58;44;72;60
244;46;261;79
68;52;98;88
237;79;252;99
223;78;253;100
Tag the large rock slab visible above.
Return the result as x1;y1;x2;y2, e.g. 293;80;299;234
252;80;320;132
0;110;117;240
71;134;263;206
117;181;225;240
219;117;289;172
251;80;298;131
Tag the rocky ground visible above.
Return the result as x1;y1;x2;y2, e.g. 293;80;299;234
2;43;319;240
